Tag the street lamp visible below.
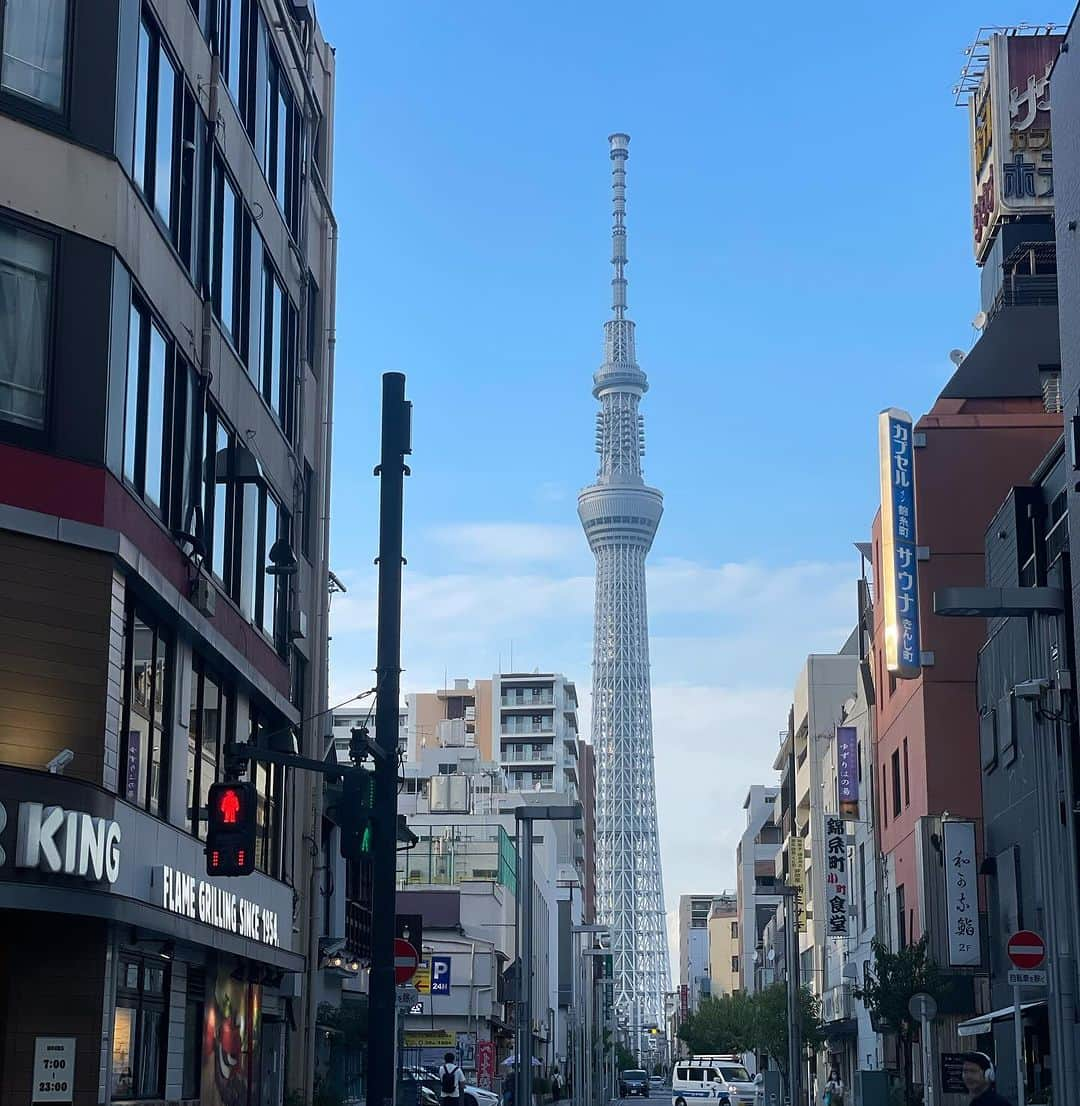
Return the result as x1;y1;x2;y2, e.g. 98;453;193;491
571;925;611;1106
514;805;582;1106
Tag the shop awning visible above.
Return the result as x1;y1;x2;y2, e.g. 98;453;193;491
957;1000;1046;1038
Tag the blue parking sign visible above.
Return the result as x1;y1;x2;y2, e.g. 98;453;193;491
431;955;452;995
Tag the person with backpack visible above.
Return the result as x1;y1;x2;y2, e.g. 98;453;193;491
438;1052;467;1106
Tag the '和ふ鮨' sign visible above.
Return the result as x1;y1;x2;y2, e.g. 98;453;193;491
878;408;921;680
943;820;981;967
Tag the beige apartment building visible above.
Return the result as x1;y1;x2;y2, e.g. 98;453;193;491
708;894;741;997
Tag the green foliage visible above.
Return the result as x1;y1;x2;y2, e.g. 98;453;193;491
677;991;757;1056
753;983;824;1080
854;937;946;1105
675;985;822;1082
615;1042;638;1071
853;936;945;1037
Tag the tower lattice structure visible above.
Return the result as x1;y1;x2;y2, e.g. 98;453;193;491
578;133;670;1048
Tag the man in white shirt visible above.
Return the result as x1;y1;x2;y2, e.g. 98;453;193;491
438;1051;467;1106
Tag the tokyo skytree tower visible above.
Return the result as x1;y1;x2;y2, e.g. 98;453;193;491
578;134;670;1044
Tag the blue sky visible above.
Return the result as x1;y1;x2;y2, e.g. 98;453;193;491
319;3;1058;935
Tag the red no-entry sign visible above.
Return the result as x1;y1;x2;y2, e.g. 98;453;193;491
394;938;420;984
1007;930;1046;970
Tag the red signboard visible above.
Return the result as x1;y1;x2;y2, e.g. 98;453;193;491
1007;930;1046;970
476;1041;496;1089
394;938;420;984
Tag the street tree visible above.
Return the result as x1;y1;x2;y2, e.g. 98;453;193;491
854;936;946;1104
677;991;757;1056
753;982;824;1089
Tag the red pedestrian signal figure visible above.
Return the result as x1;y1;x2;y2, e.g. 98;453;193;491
218;787;241;824
206;782;257;876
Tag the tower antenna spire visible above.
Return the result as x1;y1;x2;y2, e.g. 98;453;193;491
609;132;630;321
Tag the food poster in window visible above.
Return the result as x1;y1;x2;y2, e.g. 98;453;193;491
202;964;262;1106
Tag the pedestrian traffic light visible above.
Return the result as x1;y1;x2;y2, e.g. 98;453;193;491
324;769;377;862
205;781;257;875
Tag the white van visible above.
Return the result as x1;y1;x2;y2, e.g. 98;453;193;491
671;1058;757;1106
671;1061;731;1104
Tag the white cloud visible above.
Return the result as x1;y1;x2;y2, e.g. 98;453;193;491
429;522;586;566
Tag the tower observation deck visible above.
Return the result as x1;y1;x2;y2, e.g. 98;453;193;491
578;133;670;1049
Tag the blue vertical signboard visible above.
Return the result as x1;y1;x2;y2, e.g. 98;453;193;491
836;725;859;820
431;955;452;996
878;408;922;679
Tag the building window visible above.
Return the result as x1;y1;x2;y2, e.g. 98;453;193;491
252;10;303;237
112;952;169;1100
210;155;245;348
731;956;739;973
896;884;907;950
119;600;171;817
881;764;888;827
0;0;68;108
902;737;910;808
0;217;52;431
186;656;232;839
891;749;902;819
133;14;178;227
250;710;286;877
858;842;867;931
250;238;297;437
219;0;245;107
205;406;233;587
306;271;320;373
182;969;204;1100
731;921;738;939
301;461;314;560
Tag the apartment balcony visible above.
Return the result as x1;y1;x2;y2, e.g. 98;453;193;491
501;693;555;708
503;747;557;764
501;722;555;737
563;735;579;757
821;984;854;1024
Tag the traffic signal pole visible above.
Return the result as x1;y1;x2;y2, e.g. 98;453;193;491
368;373;411;1106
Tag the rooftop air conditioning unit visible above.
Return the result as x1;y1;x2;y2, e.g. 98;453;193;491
429;775;470;814
437;719;466;747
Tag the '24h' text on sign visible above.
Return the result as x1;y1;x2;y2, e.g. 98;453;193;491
159;864;281;947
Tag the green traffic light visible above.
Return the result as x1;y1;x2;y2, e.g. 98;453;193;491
361;824;374;854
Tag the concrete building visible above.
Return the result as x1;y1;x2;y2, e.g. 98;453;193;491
735;786;781;992
408;674;581;800
788;641;860;1004
677;894;732;1011
957;439;1068;1101
707;894;740;997
0;2;337;1104
818;579;885;1086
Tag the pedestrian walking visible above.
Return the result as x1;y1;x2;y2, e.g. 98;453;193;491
438;1051;467;1106
823;1068;844;1106
961;1052;1012;1106
552;1067;563;1102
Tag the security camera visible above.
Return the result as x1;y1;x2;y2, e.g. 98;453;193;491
1015;678;1050;700
46;749;75;775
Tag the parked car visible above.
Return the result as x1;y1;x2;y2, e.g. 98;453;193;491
620;1069;650;1097
650;1075;665;1087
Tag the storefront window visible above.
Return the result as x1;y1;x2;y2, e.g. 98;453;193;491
250;710;285;878
120;601;171;816
112;953;169;1100
187;657;232;838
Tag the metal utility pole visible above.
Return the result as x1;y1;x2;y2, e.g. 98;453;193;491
367;373;411;1106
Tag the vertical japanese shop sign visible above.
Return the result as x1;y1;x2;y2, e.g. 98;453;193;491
944;819;981;967
879;408;921;679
